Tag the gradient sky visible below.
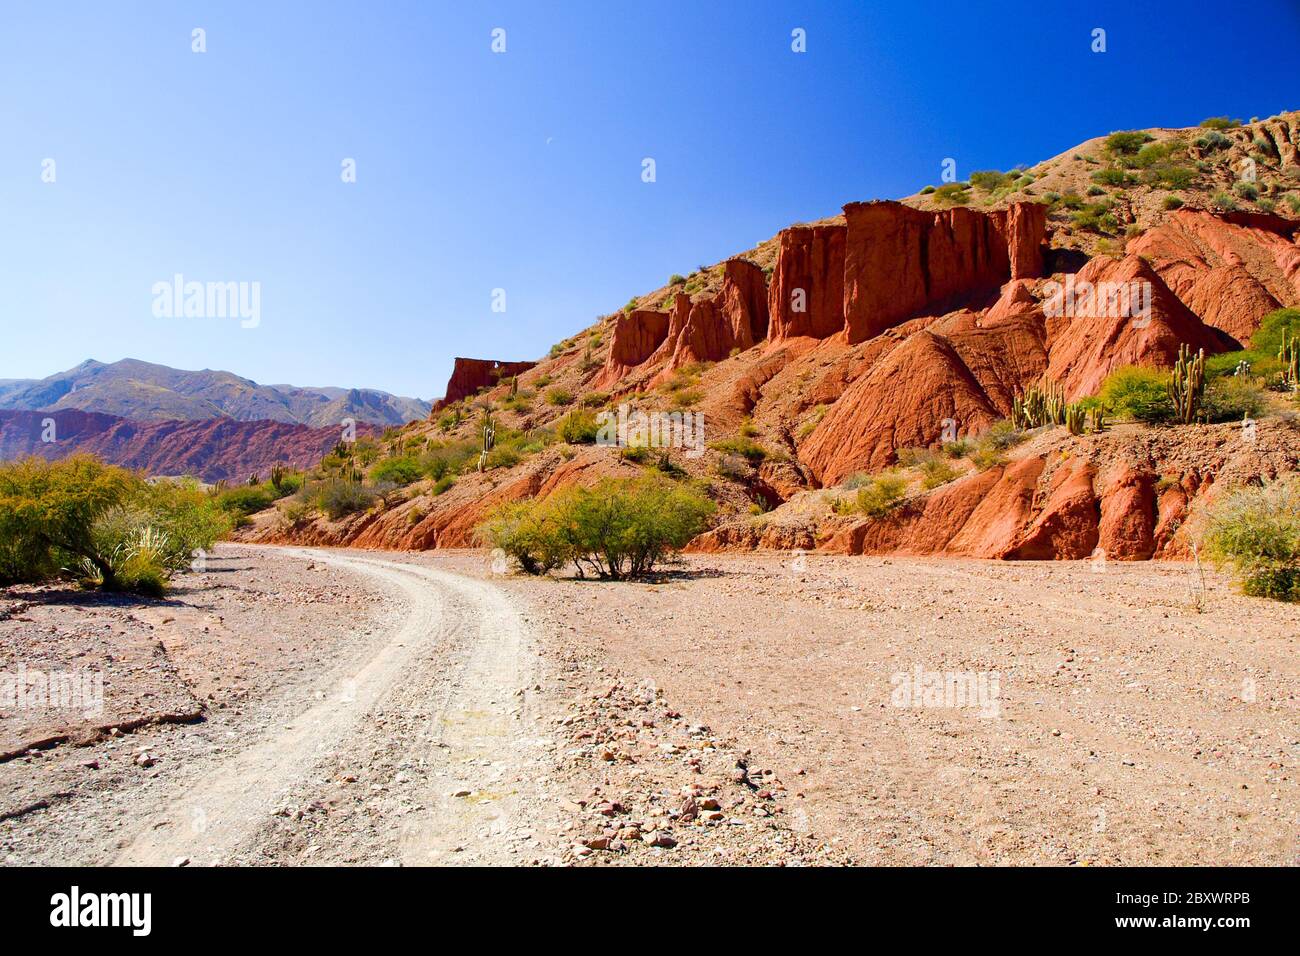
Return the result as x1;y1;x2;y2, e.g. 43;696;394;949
2;0;1297;399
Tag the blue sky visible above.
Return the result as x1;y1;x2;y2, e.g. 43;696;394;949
2;0;1296;399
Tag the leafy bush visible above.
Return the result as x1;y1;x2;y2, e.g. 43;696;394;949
709;436;767;463
849;473;907;517
1233;181;1259;201
559;409;600;444
1204;477;1300;601
1104;131;1153;155
0;456;230;593
313;479;376;520
1203;376;1267;423
214;484;276;517
920;459;960;490
433;475;455;496
478;475;715;579
545;387;575;407
1199;116;1241;130
1098;365;1175;423
1091;167;1128;187
1196;131;1232;152
932;183;969;204
1163;194;1185;210
370;456;424;486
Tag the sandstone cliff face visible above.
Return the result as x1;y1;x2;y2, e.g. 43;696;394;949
1044;254;1234;399
434;357;536;411
1126;209;1300;345
767;225;847;341
0;409;372;483
595;309;671;388
841;201;1046;344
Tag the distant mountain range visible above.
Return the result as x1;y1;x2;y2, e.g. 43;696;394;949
0;358;431;428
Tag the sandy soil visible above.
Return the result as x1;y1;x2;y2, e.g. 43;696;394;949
2;544;1294;866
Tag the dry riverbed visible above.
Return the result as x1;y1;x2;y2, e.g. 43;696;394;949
1;544;1295;866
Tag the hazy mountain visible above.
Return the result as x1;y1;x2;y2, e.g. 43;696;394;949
0;358;430;428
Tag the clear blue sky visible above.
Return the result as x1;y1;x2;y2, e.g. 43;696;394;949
2;0;1296;399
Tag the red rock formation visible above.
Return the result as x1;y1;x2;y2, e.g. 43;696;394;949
841;200;1046;344
1002;459;1099;560
434;357;536;410
1097;466;1157;560
767;225;847;341
798;329;1003;483
1044;255;1233;399
0;409;375;483
595;309;671;388
650;260;770;374
1127;209;1300;344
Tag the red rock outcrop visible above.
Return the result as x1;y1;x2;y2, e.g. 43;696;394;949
1044;255;1233;399
652;260;770;373
1127;209;1300;344
841;200;1047;344
0;409;376;483
768;225;847;341
434;357;537;410
595;309;671;388
798;329;1003;483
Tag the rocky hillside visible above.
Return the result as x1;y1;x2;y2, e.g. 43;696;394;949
0;358;430;428
0;408;377;484
241;112;1300;561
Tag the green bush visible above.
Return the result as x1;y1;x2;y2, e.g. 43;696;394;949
709;436;767;463
214;484;276;517
1104;131;1154;155
851;473;907;517
1204;477;1300;601
1199;117;1241;130
559;409;600;444
1203;376;1267;423
0;456;229;593
479;475;715;579
1098;366;1175;423
546;387;575;407
433;475;455;496
313;479;376;520
932;183;969;204
370;456;424;486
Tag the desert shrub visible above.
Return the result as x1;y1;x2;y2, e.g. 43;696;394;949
545;387;575;407
1199;117;1241;130
1104;131;1153;155
0;456;228;593
932;183;969;204
479;475;714;578
969;446;1006;471
849;473;907;517
1204;477;1300;601
370;456;424;486
970;170;1014;191
1195;131;1233;152
432;476;454;496
559;408;600;444
1163;195;1185;210
1098;365;1175;423
982;419;1028;451
919;185;936;195
582;392;610;408
313;479;376;520
942;438;972;458
709;436;767;463
1203;376;1267;423
920;459;960;490
715;454;751;481
1091;167;1128;187
1233;181;1259;201
896;446;940;469
214;483;276;517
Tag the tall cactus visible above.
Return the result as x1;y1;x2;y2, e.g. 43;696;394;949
478;410;496;472
1065;404;1086;436
1281;330;1299;390
270;463;288;492
1167;344;1206;424
1087;407;1107;434
1012;380;1069;429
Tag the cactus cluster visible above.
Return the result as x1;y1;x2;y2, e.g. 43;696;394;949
1065;404;1086;435
270;463;288;491
1012;380;1068;429
1281;330;1299;390
1167;344;1206;424
1087;407;1107;434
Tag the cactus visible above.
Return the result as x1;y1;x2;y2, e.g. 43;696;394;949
1087;407;1107;434
477;410;496;472
1167;344;1206;424
1281;330;1299;390
508;375;519;397
1065;403;1086;436
270;463;288;491
1012;380;1069;429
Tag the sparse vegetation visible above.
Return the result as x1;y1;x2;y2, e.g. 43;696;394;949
1204;477;1300;601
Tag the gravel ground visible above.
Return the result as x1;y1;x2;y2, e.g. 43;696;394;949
2;545;1294;867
